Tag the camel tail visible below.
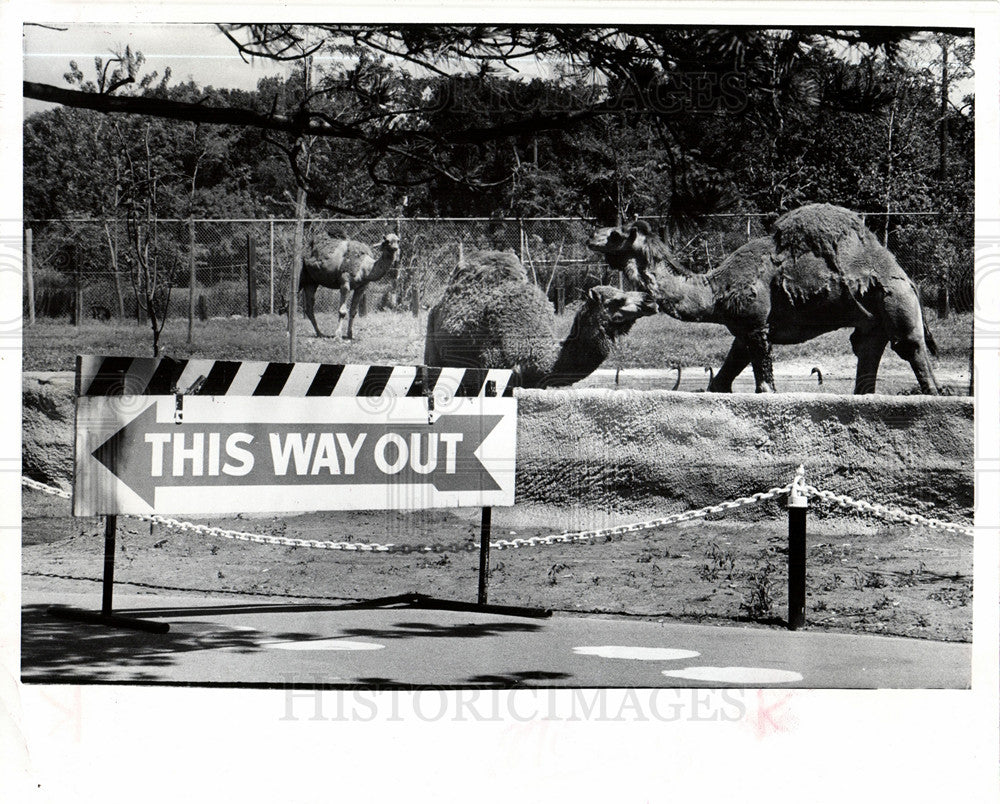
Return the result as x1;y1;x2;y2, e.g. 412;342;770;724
922;308;938;357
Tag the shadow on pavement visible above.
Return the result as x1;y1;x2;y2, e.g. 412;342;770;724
340;620;544;641
20;604;318;682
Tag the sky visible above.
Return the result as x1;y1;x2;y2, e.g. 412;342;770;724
23;22;974;121
23;23;292;114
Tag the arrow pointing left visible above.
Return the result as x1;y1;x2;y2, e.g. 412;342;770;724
89;400;511;510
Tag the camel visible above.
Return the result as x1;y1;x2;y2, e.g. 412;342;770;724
588;204;939;395
299;231;401;339
423;250;657;388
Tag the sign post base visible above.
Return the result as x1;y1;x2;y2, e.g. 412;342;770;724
363;592;551;619
46;515;170;634
47;605;171;634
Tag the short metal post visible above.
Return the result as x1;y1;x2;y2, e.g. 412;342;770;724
787;480;808;631
101;515;117;615
478;507;492;605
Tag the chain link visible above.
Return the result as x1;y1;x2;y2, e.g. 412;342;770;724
22;476;71;499
490;485;793;549
803;484;974;537
23;471;973;551
22;475;792;553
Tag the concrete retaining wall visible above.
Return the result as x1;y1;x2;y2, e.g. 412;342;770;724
22;373;973;521
515;389;973;521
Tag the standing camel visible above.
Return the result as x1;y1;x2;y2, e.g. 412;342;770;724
588;204;939;395
424;250;657;388
299;231;401;339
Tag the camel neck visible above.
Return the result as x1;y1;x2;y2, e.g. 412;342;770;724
654;271;717;323
371;254;399;281
542;327;613;387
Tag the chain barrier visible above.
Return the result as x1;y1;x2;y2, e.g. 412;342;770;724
803;484;975;537
23;469;973;552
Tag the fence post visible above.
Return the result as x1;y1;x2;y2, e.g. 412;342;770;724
746;215;751;242
787;473;808;631
24;228;34;326
73;245;82;327
246;233;258;318
269;217;275;315
187;217;195;344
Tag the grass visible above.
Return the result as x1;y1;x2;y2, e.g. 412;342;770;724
22;307;973;377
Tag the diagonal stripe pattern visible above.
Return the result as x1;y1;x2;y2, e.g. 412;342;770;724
76;356;514;398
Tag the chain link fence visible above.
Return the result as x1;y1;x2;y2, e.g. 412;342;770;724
23;212;973;324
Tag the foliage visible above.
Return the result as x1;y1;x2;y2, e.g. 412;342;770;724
24;26;974;306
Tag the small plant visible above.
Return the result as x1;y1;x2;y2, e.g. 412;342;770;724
899;562;927;587
854;570;888;590
928;584;972;607
703;541;737;581
547;563;570;585
740;558;777;621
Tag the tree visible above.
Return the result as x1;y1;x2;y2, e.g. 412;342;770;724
25;25;924;215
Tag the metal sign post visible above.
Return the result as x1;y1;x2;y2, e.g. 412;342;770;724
50;514;170;633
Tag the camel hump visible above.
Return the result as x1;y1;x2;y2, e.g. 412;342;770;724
447;249;527;289
772;204;873;265
308;231;373;259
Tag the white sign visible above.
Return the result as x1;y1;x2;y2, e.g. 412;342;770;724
73;395;516;515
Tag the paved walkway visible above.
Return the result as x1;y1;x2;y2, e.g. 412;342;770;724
21;590;969;688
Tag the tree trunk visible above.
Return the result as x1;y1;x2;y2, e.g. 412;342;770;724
289;186;306;362
24;228;34;326
103;222;125;318
939;37;950;180
937;280;950;320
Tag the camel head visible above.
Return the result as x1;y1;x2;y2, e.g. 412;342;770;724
587;225;634;274
575;285;659;340
587;220;686;278
377;232;402;274
541;285;657;388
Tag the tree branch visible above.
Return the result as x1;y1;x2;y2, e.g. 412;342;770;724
24;81;364;139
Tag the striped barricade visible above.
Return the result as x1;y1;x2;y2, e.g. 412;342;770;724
73;355;516;516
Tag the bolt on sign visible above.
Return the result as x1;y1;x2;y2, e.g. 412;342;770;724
73;356;516;516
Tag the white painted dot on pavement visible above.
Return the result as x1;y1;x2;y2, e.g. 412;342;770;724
661;666;803;684
574;646;700;661
266;639;385;652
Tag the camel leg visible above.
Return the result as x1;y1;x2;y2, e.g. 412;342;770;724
883;286;940;395
301;283;324;337
891;335;939;395
344;287;365;340
708;339;751;393
850;328;889;394
333;285;350;338
745;329;775;393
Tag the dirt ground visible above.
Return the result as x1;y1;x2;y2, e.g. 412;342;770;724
22;486;972;643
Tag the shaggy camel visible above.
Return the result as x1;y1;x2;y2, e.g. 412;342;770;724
424;250;657;388
588;204;939;395
299;231;401;339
